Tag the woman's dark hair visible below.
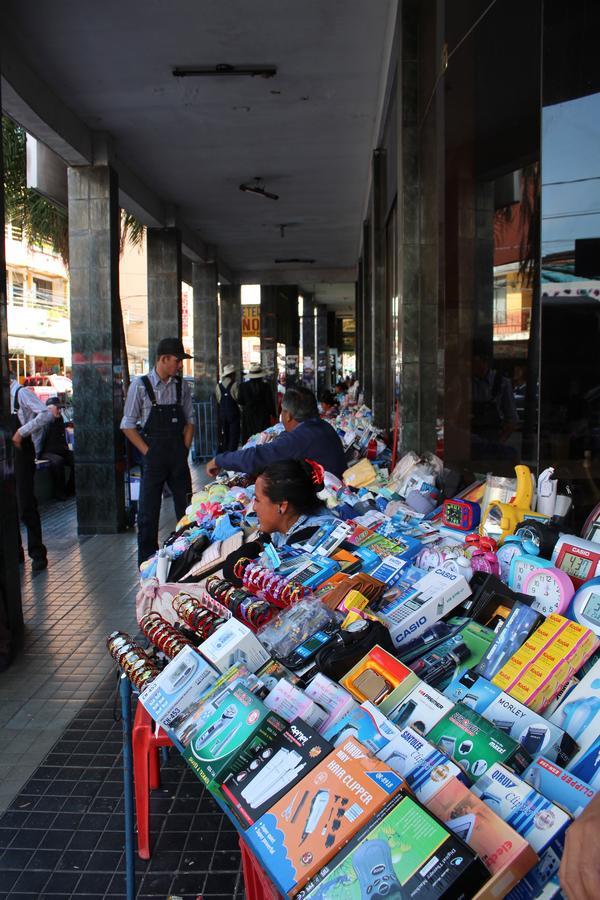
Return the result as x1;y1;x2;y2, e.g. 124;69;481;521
320;390;338;407
258;460;324;515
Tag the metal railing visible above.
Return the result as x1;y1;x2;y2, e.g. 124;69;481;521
192;399;218;462
8;287;69;318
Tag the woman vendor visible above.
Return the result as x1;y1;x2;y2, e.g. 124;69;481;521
253;458;338;547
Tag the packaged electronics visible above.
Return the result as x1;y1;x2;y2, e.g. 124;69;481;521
566;734;600;789
369;554;424;588
245;736;404;896
548;657;600;764
167;663;251;746
427;777;538;892
378;568;471;649
299;791;488;900
475;601;543;680
263;679;329;731
199;618;271;673
183;684;285;794
396;620;496;694
303;673;358;731
221;718;332;828
444;668;503;713
340;645;418;706
523;755;595;817
492;614;598;712
254;659;300;695
323;701;400;754
380;681;454;734
377;726;467;802
139;645;219;729
472;763;571;895
428;703;532;781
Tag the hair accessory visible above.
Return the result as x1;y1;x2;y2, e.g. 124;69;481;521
305;458;325;487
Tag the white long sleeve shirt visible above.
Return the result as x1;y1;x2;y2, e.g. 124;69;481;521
10;379;54;455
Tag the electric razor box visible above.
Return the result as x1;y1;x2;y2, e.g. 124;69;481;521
522;755;595;818
183;684;279;793
322;701;400;755
139;645;219;729
471;763;571;896
245;736;404;897
381;681;455;734
298;791;489;900
426;777;538;896
376;726;468;803
427;703;532;782
221;718;333;828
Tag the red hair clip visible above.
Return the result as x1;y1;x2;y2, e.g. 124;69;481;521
305;458;325;486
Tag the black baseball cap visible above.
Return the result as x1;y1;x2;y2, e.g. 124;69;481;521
156;338;192;360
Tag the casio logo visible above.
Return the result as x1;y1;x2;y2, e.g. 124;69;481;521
433;568;457;581
399;617;427;639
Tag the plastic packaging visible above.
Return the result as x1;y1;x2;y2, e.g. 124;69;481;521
256;597;341;658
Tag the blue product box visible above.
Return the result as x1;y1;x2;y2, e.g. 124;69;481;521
377;725;469;802
523;755;595;817
443;667;502;713
139;646;219;729
564;735;600;791
322;701;399;755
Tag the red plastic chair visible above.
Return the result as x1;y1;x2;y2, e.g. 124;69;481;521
132;703;173;859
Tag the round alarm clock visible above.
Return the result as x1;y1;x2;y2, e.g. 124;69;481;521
567;576;600;635
522;566;575;616
470;548;500;577
514;520;561;560
496;536;539;584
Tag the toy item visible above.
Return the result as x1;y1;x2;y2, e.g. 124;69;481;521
441;498;481;531
480;464;535;545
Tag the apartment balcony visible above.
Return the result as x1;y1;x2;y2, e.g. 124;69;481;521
494;308;532;340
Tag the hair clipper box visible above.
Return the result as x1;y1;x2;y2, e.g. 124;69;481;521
480;691;578;767
548;657;600;765
304;673;358;731
298;791;488;900
166;664;251;747
427;703;532;782
139;646;219;729
245;737;404;897
444;668;502;713
523;755;595;817
472;763;571;896
377;726;468;803
427;777;538;894
221;718;332;828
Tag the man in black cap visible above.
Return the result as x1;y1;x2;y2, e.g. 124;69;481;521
121;338;195;566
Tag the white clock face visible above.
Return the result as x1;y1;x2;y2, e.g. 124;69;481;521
497;544;522;583
510;557;538;593
527;572;567;616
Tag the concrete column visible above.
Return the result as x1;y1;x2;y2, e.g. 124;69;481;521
302;292;316;390
68;165;125;533
355;272;363;385
371;149;388;429
361;221;373;406
192;261;218;401
316;305;329;396
0;101;23;660
260;286;278;403
219;284;242;378
147;227;182;358
280;286;299;387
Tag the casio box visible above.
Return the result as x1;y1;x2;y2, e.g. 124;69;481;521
379;568;471;649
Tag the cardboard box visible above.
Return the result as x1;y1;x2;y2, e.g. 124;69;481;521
323;701;400;755
139;646;219;729
403;621;497;693
523;755;596;817
263;679;329;731
166;664;251;747
382;681;454;734
340;645;418;706
379;568;471;649
472;763;571;895
199;618;271;673
444;668;503;713
480;691;578;767
427;777;537;892
245;737;404;896
377;726;468;803
549;657;600;765
298;791;489;900
427;703;532;782
221;718;332;828
183;684;275;791
304;673;358;731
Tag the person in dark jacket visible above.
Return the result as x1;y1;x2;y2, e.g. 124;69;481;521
238;363;276;442
215;364;241;452
40;397;75;500
206;386;347;478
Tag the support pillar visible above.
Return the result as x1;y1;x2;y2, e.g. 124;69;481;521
302;292;316;390
371;149;388;429
219;284;242;378
260;286;278;403
0;97;23;661
192;261;218;401
68;165;125;533
279;286;299;387
316;305;329;397
361;221;373;406
147;227;182;358
355;273;363;385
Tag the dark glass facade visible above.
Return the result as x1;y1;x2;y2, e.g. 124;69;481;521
358;0;600;528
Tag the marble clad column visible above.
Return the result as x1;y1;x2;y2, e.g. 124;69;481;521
192;261;218;401
371;149;388;429
315;304;329;396
260;286;278;404
68;165;126;533
0;99;23;658
302;292;316;390
361;221;373;406
219;284;242;378
147;227;182;358
281;286;300;388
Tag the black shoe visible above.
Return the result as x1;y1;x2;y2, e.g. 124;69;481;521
32;557;48;573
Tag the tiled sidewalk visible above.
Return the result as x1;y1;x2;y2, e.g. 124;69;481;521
0;466;245;898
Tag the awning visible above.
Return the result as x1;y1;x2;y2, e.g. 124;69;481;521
9;335;72;364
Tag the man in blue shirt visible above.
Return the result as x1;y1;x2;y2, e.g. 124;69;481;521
121;338;195;566
206;386;346;479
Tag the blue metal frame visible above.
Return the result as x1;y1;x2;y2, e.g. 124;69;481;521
119;674;136;900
